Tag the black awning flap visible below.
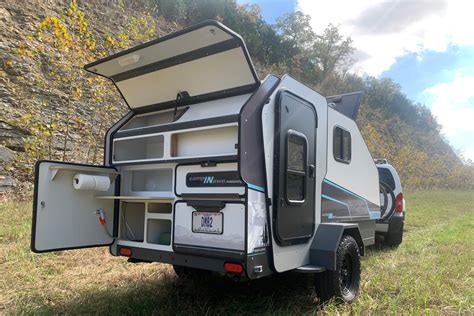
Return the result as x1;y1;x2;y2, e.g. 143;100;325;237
326;92;363;120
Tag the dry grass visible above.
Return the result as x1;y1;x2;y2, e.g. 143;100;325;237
1;191;473;314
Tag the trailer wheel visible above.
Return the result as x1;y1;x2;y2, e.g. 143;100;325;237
315;235;361;303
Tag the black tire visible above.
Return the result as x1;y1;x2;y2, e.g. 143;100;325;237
315;235;361;303
173;265;210;279
379;181;395;220
384;218;404;247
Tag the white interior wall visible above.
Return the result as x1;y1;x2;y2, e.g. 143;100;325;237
114;135;164;161
118;93;251;133
89;25;232;77
112;123;238;164
131;169;173;192
116;48;255;108
178;93;251;122
175;126;238;157
120;163;176;197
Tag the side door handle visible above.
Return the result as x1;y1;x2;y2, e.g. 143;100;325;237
309;165;316;178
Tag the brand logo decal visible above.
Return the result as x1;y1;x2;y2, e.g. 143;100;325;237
186;171;244;187
203;176;215;184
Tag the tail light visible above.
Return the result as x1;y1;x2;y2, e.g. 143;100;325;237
224;262;243;274
119;247;132;257
395;193;404;213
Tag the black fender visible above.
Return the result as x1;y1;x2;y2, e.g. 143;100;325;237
309;223;364;271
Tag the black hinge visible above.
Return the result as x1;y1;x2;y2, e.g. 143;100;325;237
201;161;217;167
186;200;225;212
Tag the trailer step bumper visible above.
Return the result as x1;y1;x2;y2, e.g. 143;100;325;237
294;265;326;273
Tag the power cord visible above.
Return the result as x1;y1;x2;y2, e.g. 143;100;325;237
96;209;113;238
121;202;138;241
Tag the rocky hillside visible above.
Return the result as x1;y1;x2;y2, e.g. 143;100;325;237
0;0;175;195
0;0;472;196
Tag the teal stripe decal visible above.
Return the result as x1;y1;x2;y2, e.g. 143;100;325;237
368;210;381;219
323;178;367;202
322;194;348;206
247;183;265;192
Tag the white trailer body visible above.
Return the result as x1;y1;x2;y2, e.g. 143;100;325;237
31;21;380;302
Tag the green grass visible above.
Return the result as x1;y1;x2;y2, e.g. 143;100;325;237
1;191;473;314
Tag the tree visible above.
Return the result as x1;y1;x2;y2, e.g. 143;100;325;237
275;11;315;51
312;24;354;82
274;14;354;84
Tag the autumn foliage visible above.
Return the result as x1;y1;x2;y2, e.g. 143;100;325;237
3;0;473;192
6;1;161;187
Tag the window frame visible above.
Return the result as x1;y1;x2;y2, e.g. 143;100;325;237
333;125;352;164
285;129;308;205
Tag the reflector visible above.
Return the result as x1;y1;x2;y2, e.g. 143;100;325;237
224;262;243;273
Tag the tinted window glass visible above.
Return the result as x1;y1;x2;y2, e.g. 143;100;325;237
342;130;351;161
288;134;305;172
286;131;307;203
333;126;351;163
334;127;342;159
378;167;396;190
287;173;305;201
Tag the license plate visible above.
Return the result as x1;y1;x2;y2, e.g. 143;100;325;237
192;212;223;234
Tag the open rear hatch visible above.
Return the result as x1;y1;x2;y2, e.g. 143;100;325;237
85;20;260;113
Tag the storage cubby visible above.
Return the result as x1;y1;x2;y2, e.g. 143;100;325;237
113;135;164;162
120;202;145;242
117;200;174;249
171;125;238;158
148;203;172;214
131;169;172;192
146;219;172;245
120;107;188;131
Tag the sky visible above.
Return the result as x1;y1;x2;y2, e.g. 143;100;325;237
238;0;474;161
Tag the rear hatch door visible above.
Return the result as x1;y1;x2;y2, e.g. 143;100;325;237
85;21;260;113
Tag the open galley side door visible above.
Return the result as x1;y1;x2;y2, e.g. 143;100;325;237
32;161;118;253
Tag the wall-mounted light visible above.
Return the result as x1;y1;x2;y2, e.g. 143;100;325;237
118;54;140;67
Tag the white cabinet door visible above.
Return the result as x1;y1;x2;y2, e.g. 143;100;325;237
32;161;118;253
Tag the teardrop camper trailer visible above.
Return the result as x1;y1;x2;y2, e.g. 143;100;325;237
31;21;381;302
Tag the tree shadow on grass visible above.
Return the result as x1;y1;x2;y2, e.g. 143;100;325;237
371;234;404;252
28;270;320;315
19;239;405;314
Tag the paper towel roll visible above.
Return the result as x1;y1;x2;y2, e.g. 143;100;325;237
73;174;111;191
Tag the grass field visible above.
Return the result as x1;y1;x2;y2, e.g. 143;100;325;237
1;190;473;314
